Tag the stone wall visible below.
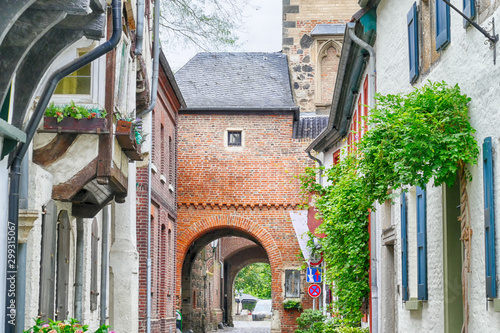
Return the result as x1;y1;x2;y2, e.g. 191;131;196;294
283;0;360;114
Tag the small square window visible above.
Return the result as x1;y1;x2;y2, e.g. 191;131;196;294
228;131;242;146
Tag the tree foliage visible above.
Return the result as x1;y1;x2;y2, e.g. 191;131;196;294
160;0;248;50
300;81;479;325
234;263;271;299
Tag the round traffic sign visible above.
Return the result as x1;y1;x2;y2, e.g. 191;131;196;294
308;252;323;266
308;284;321;298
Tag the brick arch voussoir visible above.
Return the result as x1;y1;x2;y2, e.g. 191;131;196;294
176;215;283;303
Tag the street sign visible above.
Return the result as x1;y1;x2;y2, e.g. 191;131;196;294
308;252;323;266
306;267;322;283
308;284;321;298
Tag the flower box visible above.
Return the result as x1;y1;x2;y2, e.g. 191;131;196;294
42;117;108;134
115;120;143;161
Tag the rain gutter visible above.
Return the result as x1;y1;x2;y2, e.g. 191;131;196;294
4;1;122;331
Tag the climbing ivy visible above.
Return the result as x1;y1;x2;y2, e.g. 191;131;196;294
299;81;479;325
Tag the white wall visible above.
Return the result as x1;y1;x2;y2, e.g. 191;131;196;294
376;0;500;331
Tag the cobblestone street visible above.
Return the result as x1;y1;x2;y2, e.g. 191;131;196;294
224;320;271;333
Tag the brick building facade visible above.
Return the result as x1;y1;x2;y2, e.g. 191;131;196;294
137;51;185;333
175;53;317;333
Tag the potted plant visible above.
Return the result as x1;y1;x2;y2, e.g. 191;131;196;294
283;299;302;310
24;317;114;333
114;113;145;161
43;101;108;134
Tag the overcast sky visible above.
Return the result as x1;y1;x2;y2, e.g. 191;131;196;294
162;0;283;72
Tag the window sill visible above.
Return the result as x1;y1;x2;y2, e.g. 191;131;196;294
160;175;167;184
405;298;422;311
493;299;500;312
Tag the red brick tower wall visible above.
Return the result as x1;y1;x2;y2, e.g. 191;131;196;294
137;59;181;333
177;113;314;333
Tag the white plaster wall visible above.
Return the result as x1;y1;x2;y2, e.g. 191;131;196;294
24;162;53;328
376;0;500;331
33;133;99;185
109;163;138;333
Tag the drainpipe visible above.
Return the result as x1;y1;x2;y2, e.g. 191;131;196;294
14;157;28;333
4;2;122;332
135;0;145;55
74;218;84;322
100;205;110;326
347;22;377;333
347;22;375;110
306;151;323;186
135;0;160;331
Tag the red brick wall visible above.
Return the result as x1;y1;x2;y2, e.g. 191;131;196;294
177;113;315;332
137;60;181;333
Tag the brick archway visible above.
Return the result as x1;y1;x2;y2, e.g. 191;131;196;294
176;215;285;331
176;215;283;297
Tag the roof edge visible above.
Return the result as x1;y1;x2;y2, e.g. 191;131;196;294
159;49;187;108
180;106;300;121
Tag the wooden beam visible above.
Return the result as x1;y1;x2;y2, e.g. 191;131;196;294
33;133;78;167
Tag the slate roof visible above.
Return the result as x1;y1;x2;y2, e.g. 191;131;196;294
292;116;329;139
175;52;296;109
310;24;346;36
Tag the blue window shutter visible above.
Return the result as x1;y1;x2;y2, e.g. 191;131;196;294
407;3;419;83
436;0;451;50
401;192;409;301
483;137;496;299
417;186;428;300
463;0;476;27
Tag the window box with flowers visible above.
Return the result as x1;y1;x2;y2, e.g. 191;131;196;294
283;299;302;310
114;114;145;161
24;317;114;333
43;101;108;134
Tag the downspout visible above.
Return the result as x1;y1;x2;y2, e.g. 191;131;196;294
100;205;110;326
134;0;160;331
4;1;122;331
347;22;377;333
306;151;323;186
14;157;28;333
135;0;145;55
74;218;84;322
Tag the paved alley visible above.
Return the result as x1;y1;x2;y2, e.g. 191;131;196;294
223;320;271;333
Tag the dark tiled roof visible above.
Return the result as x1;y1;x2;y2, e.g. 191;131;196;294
293;116;329;139
175;52;296;109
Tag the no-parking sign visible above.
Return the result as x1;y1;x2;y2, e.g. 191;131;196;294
308;284;321;298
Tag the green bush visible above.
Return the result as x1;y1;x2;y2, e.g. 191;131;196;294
295;309;368;333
